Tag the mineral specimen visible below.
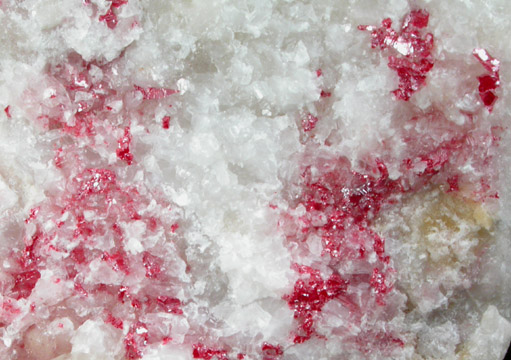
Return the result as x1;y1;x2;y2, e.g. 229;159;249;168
0;1;510;360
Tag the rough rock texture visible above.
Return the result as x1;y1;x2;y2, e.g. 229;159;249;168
0;1;510;359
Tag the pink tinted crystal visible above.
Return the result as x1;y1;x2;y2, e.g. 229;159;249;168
302;113;319;132
134;85;179;100
11;270;41;300
4;105;11;118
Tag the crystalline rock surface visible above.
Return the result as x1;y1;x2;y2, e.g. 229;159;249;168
0;1;511;360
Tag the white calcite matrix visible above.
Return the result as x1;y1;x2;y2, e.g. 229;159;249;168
0;1;510;359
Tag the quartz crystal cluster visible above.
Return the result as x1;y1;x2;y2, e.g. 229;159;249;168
0;1;510;359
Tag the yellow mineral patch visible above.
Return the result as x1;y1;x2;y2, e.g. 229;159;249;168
374;187;495;312
472;204;493;231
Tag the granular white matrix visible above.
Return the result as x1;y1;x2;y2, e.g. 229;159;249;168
0;1;510;359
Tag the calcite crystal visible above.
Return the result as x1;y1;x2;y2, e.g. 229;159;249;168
0;1;510;360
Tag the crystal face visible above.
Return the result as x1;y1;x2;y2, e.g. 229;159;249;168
0;1;510;360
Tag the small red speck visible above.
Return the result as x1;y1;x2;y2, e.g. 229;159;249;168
156;296;183;315
142;251;162;278
54;278;61;284
134;85;179;100
320;90;331;98
370;268;389;305
162;116;171;129
99;0;128;30
117;126;134;165
30;303;36;312
402;9;429;29
102;251;130;274
237;354;245;360
170;223;179;233
118;286;128;303
393;337;405;347
316;69;323;77
111;0;128;8
192;344;229;360
21;232;42;267
106;312;124;330
25;207;40;224
302;113;319;132
74;282;88;297
473;48;500;112
131;299;142;309
162;337;172;345
447;175;459;192
372;232;389;263
479;89;498;108
262;343;283;359
58;323;64;328
4;106;11;118
54;147;64;168
359;246;366;258
99;5;121;29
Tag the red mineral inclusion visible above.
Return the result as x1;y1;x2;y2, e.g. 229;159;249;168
134;85;179;100
316;68;332;98
24;207;40;224
10;161;183;359
99;0;128;29
359;9;434;100
284;265;348;343
193;344;229;360
261;342;284;359
473;48;500;112
370;268;390;306
11;270;41;300
162;115;171;129
125;322;149;360
302;113;319;132
117;126;134;165
4;105;11;118
106;312;124;330
3;49;189;360
156;296;183;315
284;103;501;349
284;159;400;344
